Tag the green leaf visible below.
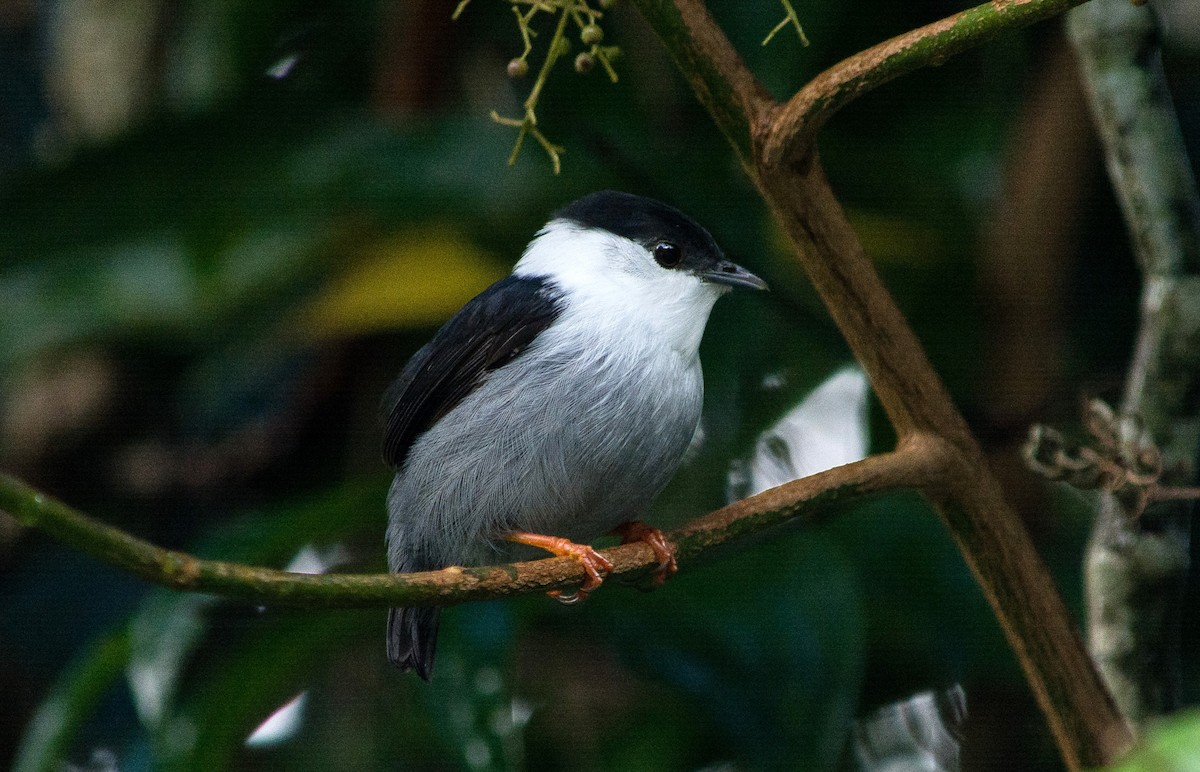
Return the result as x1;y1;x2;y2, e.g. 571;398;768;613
155;609;368;771
1105;711;1200;772
13;631;131;772
594;529;867;769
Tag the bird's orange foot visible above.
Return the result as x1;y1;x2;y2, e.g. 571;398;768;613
613;521;678;587
506;530;614;605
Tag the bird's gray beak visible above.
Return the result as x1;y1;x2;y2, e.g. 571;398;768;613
703;260;769;291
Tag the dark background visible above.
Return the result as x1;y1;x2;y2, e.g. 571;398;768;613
1;1;1197;769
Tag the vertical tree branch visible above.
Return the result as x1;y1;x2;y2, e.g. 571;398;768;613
631;0;1134;767
1067;0;1200;728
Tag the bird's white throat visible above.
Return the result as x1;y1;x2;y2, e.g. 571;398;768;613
514;220;726;356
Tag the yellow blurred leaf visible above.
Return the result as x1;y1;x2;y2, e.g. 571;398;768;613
299;227;506;339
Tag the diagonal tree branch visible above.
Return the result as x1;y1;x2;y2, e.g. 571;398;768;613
631;0;1132;768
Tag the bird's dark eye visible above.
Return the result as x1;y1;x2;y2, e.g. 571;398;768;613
653;241;683;268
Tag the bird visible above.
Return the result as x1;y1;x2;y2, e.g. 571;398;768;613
382;190;767;679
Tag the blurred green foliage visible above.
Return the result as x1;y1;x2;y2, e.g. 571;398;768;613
1106;711;1200;772
1;0;1193;770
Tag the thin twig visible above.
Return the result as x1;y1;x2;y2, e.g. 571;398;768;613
762;0;809;47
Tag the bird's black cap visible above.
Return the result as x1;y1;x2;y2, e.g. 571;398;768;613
554;190;723;259
553;191;766;291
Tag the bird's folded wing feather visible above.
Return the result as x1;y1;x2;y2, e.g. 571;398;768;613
381;274;563;469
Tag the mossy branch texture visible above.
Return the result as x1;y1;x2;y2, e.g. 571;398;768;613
1067;0;1200;729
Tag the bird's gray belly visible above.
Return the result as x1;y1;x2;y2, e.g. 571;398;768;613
386;351;701;570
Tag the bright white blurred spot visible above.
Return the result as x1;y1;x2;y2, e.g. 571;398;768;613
854;685;967;772
48;0;159;141
760;371;788;391
738;366;870;497
510;698;534;728
246;692;308;748
127;660;170;727
285;543;349;574
127;596;214;726
266;52;301;80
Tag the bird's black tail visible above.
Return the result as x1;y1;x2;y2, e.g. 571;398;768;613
387;606;441;680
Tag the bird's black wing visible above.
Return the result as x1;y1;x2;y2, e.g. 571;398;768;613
381;274;563;469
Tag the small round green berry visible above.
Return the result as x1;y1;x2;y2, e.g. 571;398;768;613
580;24;603;46
552;36;572;58
507;58;528;78
574;52;595;74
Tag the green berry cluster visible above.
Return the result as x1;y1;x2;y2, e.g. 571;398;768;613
456;0;623;174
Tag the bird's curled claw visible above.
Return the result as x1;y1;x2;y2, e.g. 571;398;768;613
613;520;678;586
506;530;615;604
